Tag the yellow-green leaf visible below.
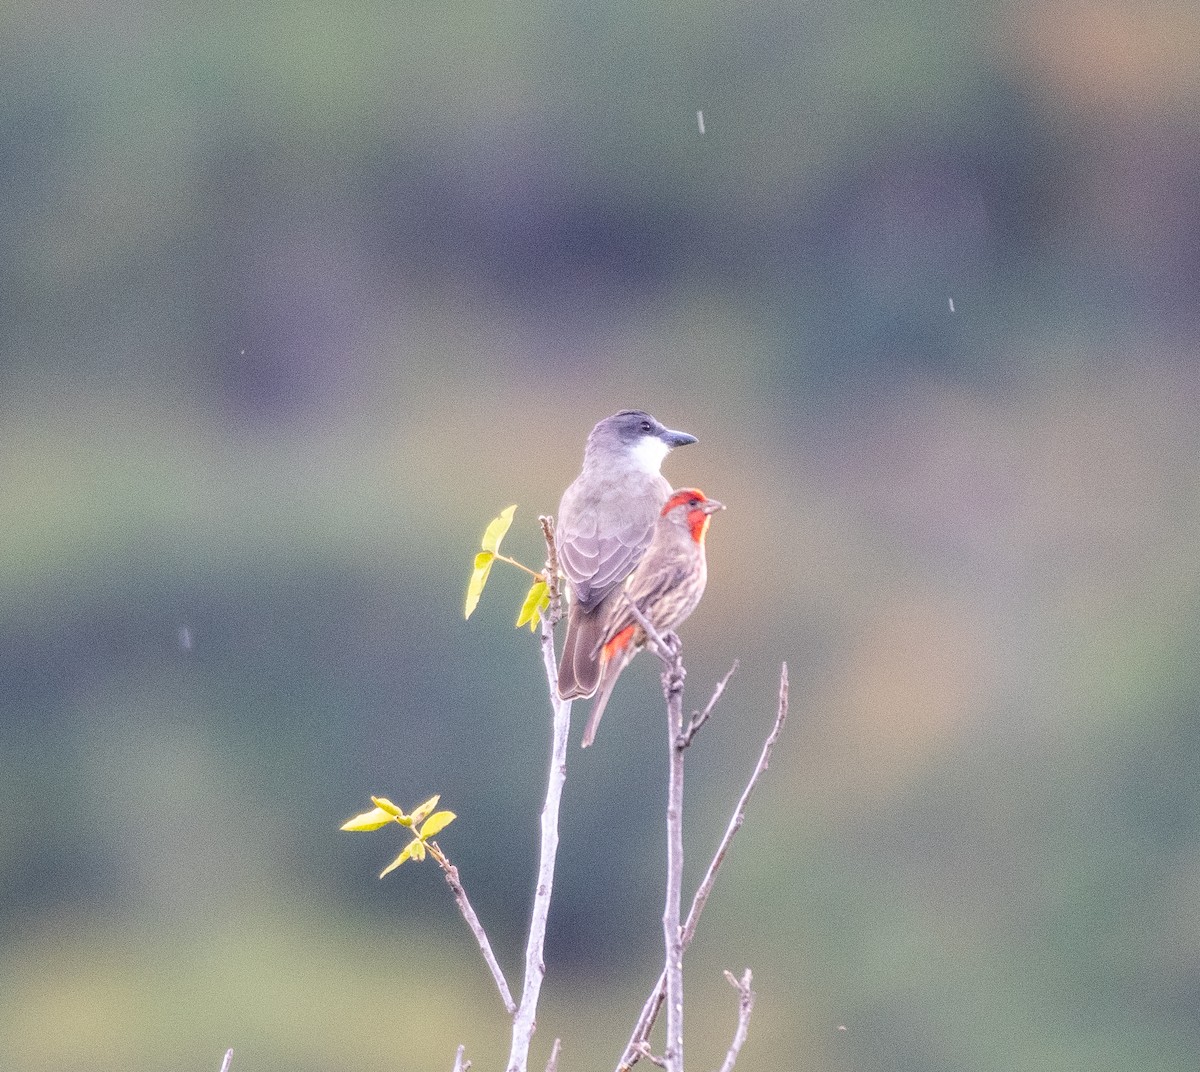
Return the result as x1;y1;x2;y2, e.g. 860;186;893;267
481;505;517;554
465;556;495;619
340;806;396;832
419;810;457;839
380;839;422;877
515;579;550;631
370;796;405;819
410;794;440;826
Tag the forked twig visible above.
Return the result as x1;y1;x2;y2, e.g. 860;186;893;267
618;663;790;1071
682;660;739;745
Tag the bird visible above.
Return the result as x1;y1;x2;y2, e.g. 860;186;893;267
556;411;697;701
581;488;724;748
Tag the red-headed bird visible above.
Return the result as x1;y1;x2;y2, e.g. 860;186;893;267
557;411;697;701
581;488;724;748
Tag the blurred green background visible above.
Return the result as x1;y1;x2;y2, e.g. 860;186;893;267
3;0;1200;1069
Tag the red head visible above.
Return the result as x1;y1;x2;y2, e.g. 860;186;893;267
662;488;725;543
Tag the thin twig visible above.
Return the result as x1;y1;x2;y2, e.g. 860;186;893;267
507;521;572;1072
635;1042;667;1068
492;551;545;580
620;591;675;667
661;643;687;1072
219;1049;233;1072
451;1044;470;1072
684;663;788;949
681;659;739;746
544;1038;563;1072
428;843;516;1014
716;969;755;1072
618;663;790;1072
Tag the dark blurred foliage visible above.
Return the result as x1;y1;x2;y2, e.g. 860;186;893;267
3;0;1200;1069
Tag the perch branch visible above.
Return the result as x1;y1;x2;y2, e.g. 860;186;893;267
506;519;571;1072
662;644;687;1072
619;592;689;1071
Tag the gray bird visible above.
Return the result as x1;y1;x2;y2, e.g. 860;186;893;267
556;411;697;701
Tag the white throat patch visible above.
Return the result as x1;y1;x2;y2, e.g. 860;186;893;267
630;435;671;473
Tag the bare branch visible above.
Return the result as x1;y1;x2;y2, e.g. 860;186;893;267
219;1049;233;1072
507;521;572;1072
661;645;687;1072
681;660;739;746
544;1038;562;1072
716;969;756;1072
428;844;516;1014
618;663;790;1072
451;1044;471;1072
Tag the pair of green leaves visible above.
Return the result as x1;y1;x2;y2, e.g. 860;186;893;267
341;794;457;878
464;505;551;632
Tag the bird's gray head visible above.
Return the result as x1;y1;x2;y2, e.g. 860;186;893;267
585;410;697;473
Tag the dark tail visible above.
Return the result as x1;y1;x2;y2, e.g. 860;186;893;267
557;604;606;700
581;644;635;747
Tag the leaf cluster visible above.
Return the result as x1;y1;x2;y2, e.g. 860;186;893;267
341;794;457;877
463;505;550;630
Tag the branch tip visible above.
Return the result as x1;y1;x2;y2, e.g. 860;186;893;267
716;968;756;1072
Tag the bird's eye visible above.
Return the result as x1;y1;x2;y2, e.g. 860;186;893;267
640;420;652;433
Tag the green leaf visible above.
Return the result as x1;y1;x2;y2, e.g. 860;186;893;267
515;579;549;630
481;505;517;554
340;806;396;832
419;810;457;839
370;796;405;819
410;794;440;826
380;839;422;877
464;555;495;619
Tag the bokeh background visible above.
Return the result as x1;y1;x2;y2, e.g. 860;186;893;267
3;0;1200;1069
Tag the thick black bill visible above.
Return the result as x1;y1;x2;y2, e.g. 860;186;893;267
661;429;698;448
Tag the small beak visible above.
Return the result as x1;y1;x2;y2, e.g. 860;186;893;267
701;498;724;514
661;428;698;448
